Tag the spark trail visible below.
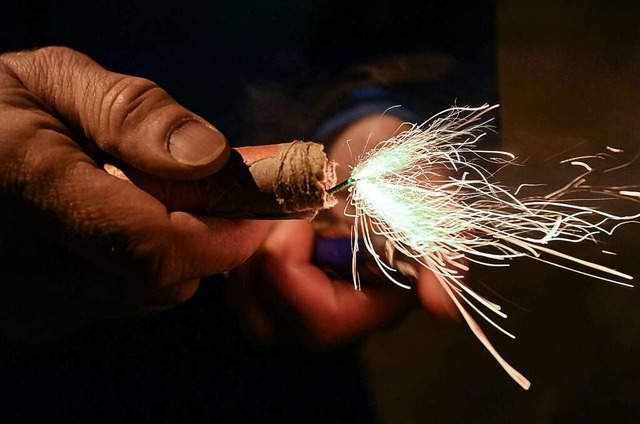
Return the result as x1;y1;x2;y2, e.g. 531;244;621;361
336;105;639;390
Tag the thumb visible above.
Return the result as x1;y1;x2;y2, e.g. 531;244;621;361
1;46;228;180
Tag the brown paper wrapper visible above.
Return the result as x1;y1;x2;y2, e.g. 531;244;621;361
105;141;338;219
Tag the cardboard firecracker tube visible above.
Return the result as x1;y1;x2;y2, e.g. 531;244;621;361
105;141;338;219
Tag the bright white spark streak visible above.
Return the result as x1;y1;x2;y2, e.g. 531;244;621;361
570;161;593;172
621;190;640;199
342;104;640;390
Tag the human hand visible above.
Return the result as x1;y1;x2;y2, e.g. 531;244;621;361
228;219;417;346
0;47;269;340
228;114;457;347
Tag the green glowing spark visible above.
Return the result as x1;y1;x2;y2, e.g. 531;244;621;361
341;104;640;390
328;177;356;195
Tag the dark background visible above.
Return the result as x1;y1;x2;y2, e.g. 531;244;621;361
0;1;638;422
364;2;640;422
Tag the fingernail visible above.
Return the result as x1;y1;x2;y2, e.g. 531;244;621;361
168;121;227;166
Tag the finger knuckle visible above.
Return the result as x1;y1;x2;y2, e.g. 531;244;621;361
0;49;48;90
7;46;83;79
0;46;95;113
0;46;69;67
31;46;78;66
99;75;169;153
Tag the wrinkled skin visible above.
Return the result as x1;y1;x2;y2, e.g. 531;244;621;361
0;47;269;340
0;47;455;345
